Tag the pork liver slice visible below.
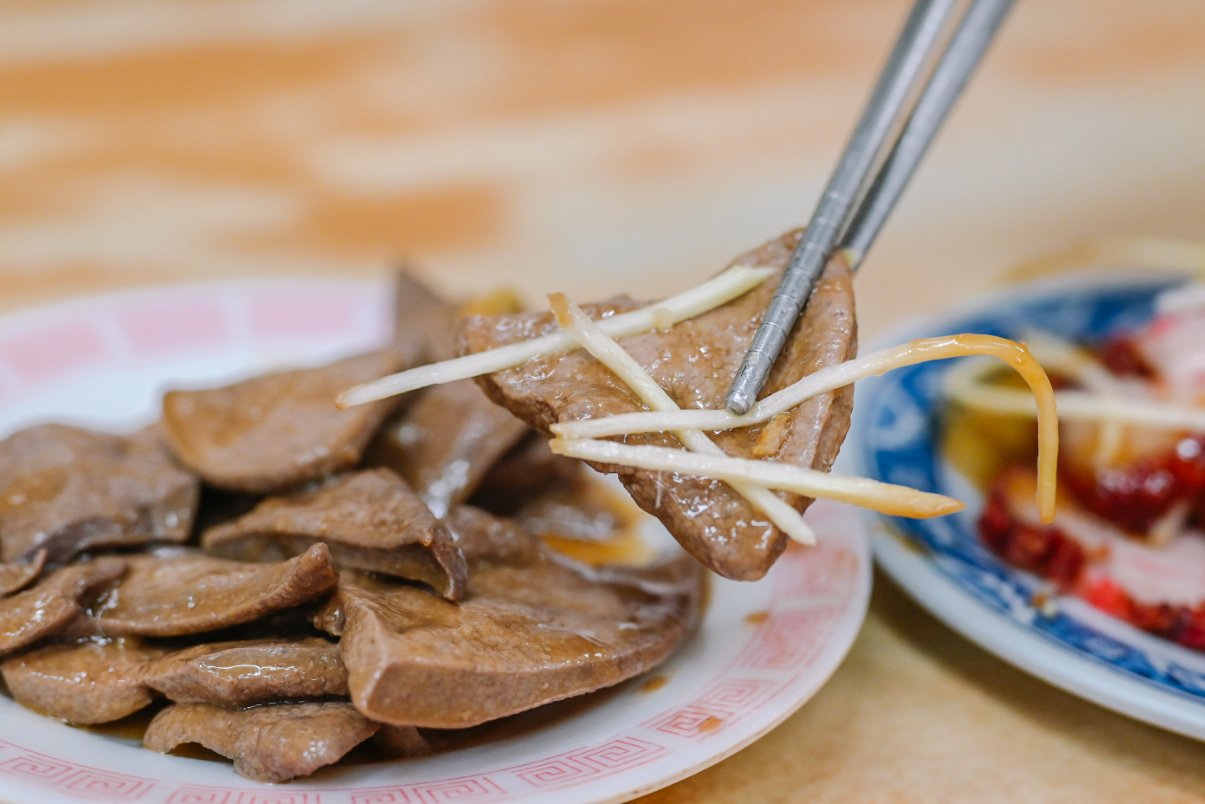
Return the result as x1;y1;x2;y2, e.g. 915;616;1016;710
443;505;542;566
322;542;705;728
0;550;47;597
0;638;165;724
372;724;439;757
0;558;125;657
77;544;337;637
144;701;379;783
392;269;459;362
369;380;528;517
162;348;415;493
0;424;197;564
143;637;347;706
470;433;581;510
460;230;857;580
202;468;467;600
373;272;530;516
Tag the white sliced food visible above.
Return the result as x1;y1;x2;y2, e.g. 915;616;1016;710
550;437;963;519
338;265;774;407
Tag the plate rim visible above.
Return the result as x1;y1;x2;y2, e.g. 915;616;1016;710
871;523;1205;740
602;544;873;804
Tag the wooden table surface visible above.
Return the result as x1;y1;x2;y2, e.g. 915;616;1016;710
1;1;1203;800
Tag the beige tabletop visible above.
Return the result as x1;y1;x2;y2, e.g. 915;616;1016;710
1;1;1203;800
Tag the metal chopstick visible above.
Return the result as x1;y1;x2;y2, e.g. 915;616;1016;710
725;0;1013;414
840;0;1014;263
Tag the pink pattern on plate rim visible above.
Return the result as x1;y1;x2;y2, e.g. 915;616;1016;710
166;788;320;804
116;298;232;358
504;737;668;791
0;319;109;386
349;774;507;803
246;289;364;342
0;740;154;801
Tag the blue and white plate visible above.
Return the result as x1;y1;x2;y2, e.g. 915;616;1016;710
848;272;1205;741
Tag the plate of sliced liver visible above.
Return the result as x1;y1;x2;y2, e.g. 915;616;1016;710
0;277;870;804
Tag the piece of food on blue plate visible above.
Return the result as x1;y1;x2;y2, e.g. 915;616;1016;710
982;467;1205;649
953;281;1205;651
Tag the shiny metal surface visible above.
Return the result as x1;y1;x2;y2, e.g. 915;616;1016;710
726;0;1013;413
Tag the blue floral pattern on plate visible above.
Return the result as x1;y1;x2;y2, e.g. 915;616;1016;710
852;275;1205;722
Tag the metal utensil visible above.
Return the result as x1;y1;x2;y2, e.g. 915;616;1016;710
725;0;1014;414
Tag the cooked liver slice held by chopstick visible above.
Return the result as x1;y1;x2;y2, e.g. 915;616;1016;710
461;229;857;580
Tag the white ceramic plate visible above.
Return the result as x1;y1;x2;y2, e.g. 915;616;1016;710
0;279;871;804
849;272;1205;742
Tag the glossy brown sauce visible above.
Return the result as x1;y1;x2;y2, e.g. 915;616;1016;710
640;674;669;693
86;706;159;743
537;478;652;566
541;528;652;566
744;610;769;625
